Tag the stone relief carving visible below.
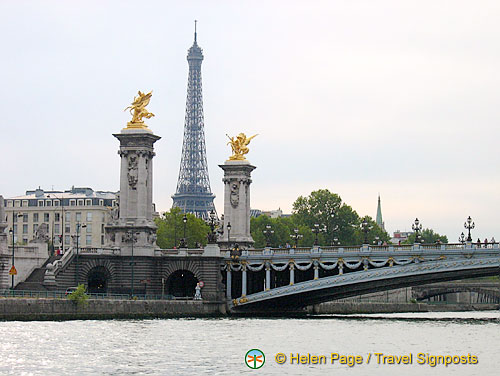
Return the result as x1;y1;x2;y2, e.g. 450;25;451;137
33;223;50;242
127;154;138;190
230;182;240;208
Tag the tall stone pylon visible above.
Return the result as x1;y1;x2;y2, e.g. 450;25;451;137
219;133;258;250
172;21;215;218
106;91;161;256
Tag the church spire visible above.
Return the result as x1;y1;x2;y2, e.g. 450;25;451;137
376;194;385;231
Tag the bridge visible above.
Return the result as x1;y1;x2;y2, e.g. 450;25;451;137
222;243;500;312
412;281;500;303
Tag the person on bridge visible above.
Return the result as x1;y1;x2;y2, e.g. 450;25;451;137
484;238;488;248
477;238;481;248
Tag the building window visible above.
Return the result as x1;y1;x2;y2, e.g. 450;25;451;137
13;224;17;233
102;212;106;222
38;200;44;207
55;224;60;234
13;235;18;244
86;212;92;222
76;212;81;222
33;224;38;233
99;199;104;206
44;213;50;222
86;199;92;206
54;200;60;207
33;213;39;222
112;200;116;207
46;200;52;207
23;224;28;234
86;235;92;245
22;200;28;207
77;199;84;206
14;200;20;207
65;224;71;234
65;235;70;246
101;235;104;245
86;224;92;233
65;212;71;222
55;213;60;222
7;200;13;207
22;237;28;244
70;200;76;206
23;214;28;223
101;224;105;233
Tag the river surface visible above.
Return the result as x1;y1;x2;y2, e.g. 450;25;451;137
0;311;498;375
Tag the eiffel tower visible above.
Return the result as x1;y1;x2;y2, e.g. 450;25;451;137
172;22;215;218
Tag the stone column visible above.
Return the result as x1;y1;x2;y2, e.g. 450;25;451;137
219;161;256;249
289;263;295;285
241;264;247;297
105;128;161;256
265;263;271;291
313;263;319;280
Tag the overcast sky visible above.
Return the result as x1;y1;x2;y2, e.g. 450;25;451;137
1;1;499;241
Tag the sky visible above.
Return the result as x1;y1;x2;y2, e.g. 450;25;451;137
1;0;499;241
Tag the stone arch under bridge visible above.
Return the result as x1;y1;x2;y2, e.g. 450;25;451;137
162;260;202;298
80;259;116;294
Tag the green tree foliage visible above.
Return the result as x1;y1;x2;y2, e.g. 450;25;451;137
250;216;314;248
249;189;391;247
155;207;210;249
67;284;89;307
292;189;389;246
404;228;448;244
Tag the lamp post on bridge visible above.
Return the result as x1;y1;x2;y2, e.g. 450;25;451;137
179;214;188;248
290;228;303;248
329;209;339;246
205;210;219;244
464;216;475;242
8;212;23;289
459;232;466;245
263;224;274;248
73;222;87;285
361;219;372;245
311;223;326;247
412;218;423;244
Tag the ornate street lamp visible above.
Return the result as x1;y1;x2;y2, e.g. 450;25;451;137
290;228;303;248
361;219;372;244
179;214;188;248
373;236;380;246
312;223;324;246
206;210;219;244
262;224;274;247
332;237;341;246
412;218;423;243
329;209;339;245
464;216;475;242
459;232;466;244
74;222;87;285
9;212;23;289
227;221;231;248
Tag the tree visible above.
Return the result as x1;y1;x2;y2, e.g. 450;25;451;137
292;189;362;245
67;284;89;307
155;208;210;249
250;216;314;248
404;228;448;244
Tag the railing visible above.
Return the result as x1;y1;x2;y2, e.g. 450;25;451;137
155;248;204;256
0;289;177;300
79;247;120;256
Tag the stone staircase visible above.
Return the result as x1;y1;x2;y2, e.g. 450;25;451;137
15;255;62;291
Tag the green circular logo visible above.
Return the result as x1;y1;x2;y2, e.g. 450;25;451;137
245;349;265;369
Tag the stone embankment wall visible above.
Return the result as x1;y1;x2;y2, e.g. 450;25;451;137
310;301;500;314
0;299;226;320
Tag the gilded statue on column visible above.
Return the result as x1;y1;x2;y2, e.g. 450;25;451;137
226;133;258;161
124;90;155;128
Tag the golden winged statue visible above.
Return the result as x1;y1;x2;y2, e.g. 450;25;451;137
124;90;155;128
226;133;258;161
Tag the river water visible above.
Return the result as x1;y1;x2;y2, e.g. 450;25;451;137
0;311;498;375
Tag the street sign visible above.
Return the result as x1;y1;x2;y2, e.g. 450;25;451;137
8;266;17;276
199;281;205;288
